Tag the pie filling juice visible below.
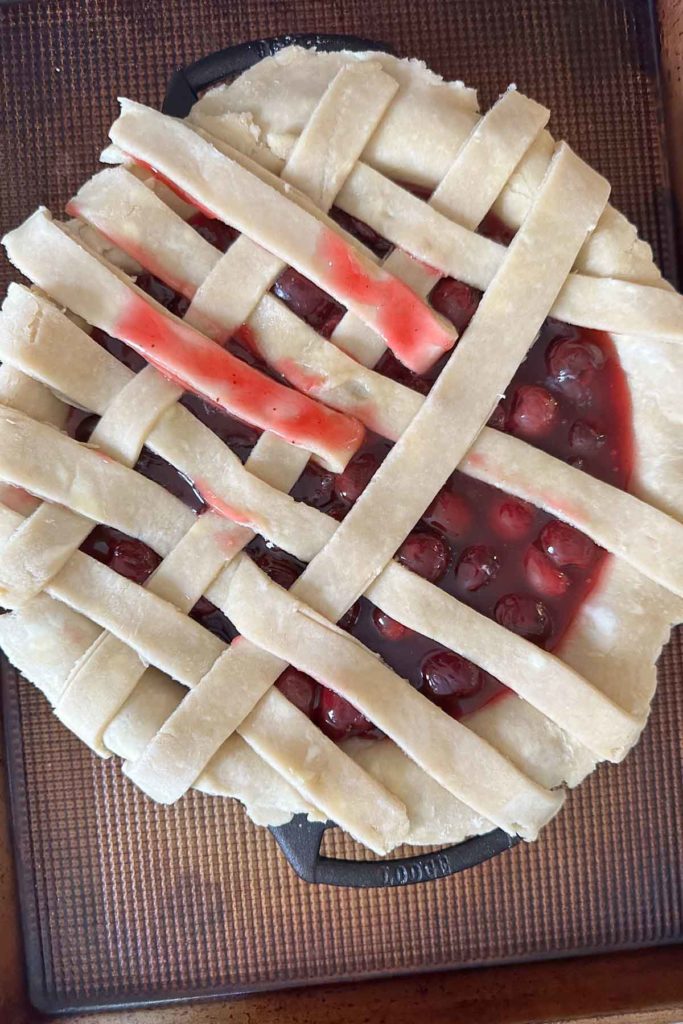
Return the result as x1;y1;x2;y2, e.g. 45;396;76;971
70;198;634;744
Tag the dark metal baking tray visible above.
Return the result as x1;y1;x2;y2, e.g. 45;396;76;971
1;0;680;1013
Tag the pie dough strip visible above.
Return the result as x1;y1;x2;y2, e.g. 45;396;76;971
0;391;597;812
0;372;651;757
56;512;245;753
366;561;642;760
327;93;549;365
0;482;405;848
190;47;479;188
0;362;69;429
3;212;365;473
0;364;70;517
0;336;410;842
108;99;457;373
196;88;682;350
0;576;317;827
123;151;609;803
336;163;683;341
225;686;410;854
283;60;400;210
0;503;98;610
0;501;407;852
87;364;183;466
1;46;679;847
69;167;423;440
0;402;195;555
186;60;399;334
106;682;320;829
122;616;291;804
0;284;336;563
49;549;225;684
215;49;659;287
467;429;683;598
3;283;681;604
0;153;671;815
0;404;196;597
224;558;563;839
294;145;611;621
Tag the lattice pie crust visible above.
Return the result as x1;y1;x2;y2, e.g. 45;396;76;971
0;47;681;854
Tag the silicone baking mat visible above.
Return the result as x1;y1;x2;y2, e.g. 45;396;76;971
1;0;681;1013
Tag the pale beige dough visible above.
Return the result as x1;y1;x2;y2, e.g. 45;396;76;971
0;48;680;854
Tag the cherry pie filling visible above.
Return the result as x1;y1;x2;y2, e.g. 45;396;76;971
71;197;633;745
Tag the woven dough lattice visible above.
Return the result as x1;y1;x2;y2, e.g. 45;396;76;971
0;44;681;864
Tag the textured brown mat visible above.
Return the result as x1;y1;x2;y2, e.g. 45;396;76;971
0;0;681;1014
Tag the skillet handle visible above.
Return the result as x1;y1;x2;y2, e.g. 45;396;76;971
270;815;518;888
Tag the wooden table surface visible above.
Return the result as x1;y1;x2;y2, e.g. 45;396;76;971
1;1;683;1021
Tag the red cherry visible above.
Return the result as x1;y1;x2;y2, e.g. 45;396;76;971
318;687;374;740
488;401;507;430
421;650;483;698
478;211;516;245
189;212;239;252
276;667;319;718
455;545;500;591
432;276;481;331
430;278;480;333
72;412;98;443
396;531;449;582
509;385;558;438
300;463;334;508
372;608;410;641
494;594;551;642
546;335;605;389
338;600;360;631
108;537;161;584
136;272;189;319
256;552;301;589
334;452;379;504
374;349;432;396
424;489;471;539
490;497;535;540
539;520;598;568
92;326;147;373
191;595;216;618
330;207;393;259
325;501;348;522
569;420;606;454
273;267;344;337
439;695;466;720
524;545;569;598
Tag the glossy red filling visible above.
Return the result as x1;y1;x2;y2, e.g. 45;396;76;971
71;201;633;744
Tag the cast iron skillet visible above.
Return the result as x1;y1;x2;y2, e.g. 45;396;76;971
163;33;519;887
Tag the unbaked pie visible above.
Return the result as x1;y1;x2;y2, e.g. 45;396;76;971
0;46;681;855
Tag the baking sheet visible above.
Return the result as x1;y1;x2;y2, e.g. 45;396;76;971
0;0;681;1013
